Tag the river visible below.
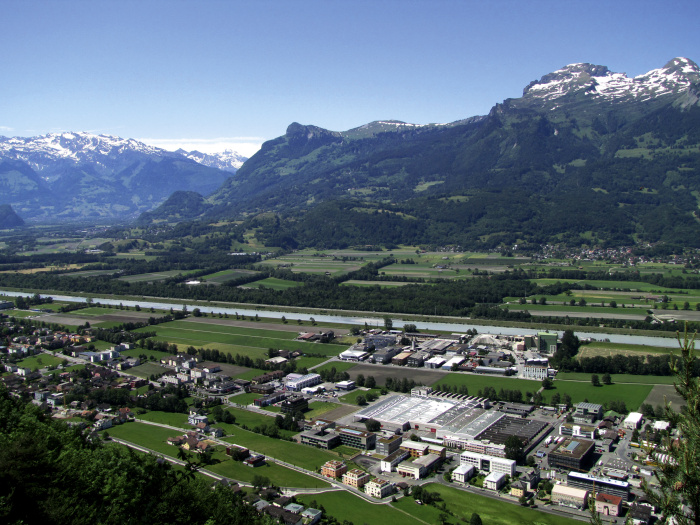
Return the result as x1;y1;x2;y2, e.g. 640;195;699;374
0;289;682;348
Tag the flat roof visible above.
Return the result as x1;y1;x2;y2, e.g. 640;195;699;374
568;471;630;489
552;484;588;498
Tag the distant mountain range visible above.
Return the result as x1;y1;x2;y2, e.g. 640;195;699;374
0;132;247;222
140;57;700;249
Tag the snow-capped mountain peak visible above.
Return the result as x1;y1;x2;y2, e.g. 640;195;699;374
522;57;699;105
0;132;248;179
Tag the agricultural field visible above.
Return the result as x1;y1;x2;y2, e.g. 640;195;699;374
197;268;260;285
313;361;359;375
118;270;200;283
340;280;415;287
64;269;119;278
132;318;345;360
239;277;305;290
346;363;447;387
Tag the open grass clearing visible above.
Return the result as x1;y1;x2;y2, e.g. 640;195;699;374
399;483;581;525
338;388;382;405
556;372;676;385
106;421;322;488
577;341;675;358
220;424;338;470
305;401;341;419
313;361;358;375
228;393;262;406
433;373;541;396
128;362;169;378
135;411;190;427
17;353;65;370
544;380;652;410
295;491;425;525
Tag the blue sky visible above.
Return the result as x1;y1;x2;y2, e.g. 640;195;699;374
2;0;698;156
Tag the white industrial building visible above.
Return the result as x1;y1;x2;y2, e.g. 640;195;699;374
623;412;644;430
285;373;321;391
460;451;516;477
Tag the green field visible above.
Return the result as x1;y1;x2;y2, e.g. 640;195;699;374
220;424;338;470
305;401;340;419
295;491;425;525
545;380;653;410
128;362;169;378
105;421;323;488
390;483;582;525
17;353;65;370
133;319;340;358
338;388;382;405
556;372;676;384
136;411;189;427
313;361;358;375
198;269;260;285
431;373;542;397
229;393;262;405
241;277;306;290
119;270;200;283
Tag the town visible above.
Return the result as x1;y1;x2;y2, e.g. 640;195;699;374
0;300;673;525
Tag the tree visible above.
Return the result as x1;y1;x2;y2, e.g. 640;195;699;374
383;316;393;331
504;435;524;463
469;512;483;525
365;419;381;432
591;374;601;387
356;395;366;406
541;377;553;390
365;376;376;389
609;300;617;308
356;374;365;387
640;327;700;524
602;373;612;385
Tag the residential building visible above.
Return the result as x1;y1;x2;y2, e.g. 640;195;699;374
627;503;653;525
342;469;370;488
301;508;322;525
451;464;475;483
510;480;528;498
460;451;516;477
551;485;588;509
484;472;506;491
365;478;393;499
321;460;347;479
595;493;623;517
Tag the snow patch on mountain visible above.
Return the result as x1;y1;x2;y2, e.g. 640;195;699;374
177;149;247;173
523;57;699;103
